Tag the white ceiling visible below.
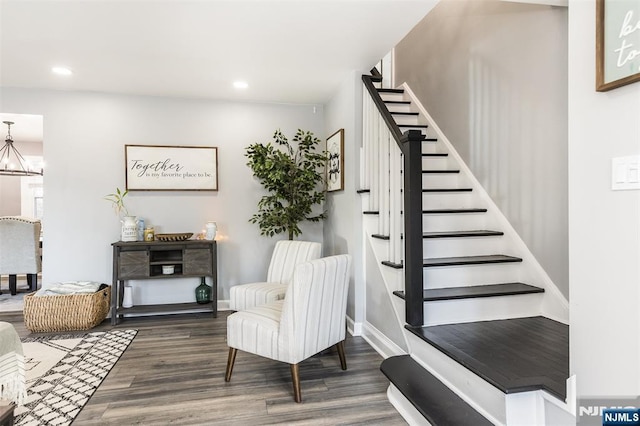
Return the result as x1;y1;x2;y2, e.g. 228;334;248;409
0;0;439;107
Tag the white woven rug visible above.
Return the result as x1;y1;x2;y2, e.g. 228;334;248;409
15;329;137;426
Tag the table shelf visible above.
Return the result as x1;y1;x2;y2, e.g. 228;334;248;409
111;240;217;325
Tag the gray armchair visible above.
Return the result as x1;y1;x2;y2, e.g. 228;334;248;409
0;216;42;295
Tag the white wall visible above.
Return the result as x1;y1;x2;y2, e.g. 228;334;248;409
393;0;569;298
568;0;640;400
0;88;324;305
323;70;365;327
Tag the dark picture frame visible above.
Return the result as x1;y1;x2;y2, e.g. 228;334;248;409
326;129;344;192
596;0;640;91
125;144;218;191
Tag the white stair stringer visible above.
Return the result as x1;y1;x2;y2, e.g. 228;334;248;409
400;82;569;324
361;208;410;355
406;331;507;425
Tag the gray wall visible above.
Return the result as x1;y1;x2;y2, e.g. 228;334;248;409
323;70;365;325
1;87;324;305
394;0;569;298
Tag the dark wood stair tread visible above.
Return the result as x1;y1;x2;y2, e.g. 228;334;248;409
423;230;503;238
398;124;428;128
381;260;403;269
377;88;404;93
423;188;473;192
422;153;448;157
390;111;419;116
373;230;502;240
356;189;370;194
393;282;544;301
381;355;493;425
384;100;411;104
371;234;390;240
423;255;522;267
405;316;569;400
423;208;487;214
422;169;460;174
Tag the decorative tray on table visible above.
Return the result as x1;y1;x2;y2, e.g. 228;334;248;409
154;233;193;242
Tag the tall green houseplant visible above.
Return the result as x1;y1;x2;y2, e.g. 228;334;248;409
246;129;327;240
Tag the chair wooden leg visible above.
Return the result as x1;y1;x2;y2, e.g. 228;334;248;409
336;340;347;370
290;363;302;403
9;275;17;296
27;274;37;291
225;348;237;382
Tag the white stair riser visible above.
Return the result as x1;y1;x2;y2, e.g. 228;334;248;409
422;156;455;168
423;173;468;187
421;141;443;154
386;103;413;113
422;192;476;208
406;333;507;425
393;115;422;126
379;92;406;102
423;236;508;257
422;294;543;326
422;262;524;287
422;212;492;231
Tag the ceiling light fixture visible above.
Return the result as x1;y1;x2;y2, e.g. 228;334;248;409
233;81;248;89
52;66;73;76
0;121;43;177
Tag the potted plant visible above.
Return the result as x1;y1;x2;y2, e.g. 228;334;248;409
245;129;327;240
104;187;137;241
104;187;129;217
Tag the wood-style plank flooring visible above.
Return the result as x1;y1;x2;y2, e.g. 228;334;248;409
1;310;406;425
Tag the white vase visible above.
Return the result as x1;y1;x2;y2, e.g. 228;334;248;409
205;221;217;240
122;285;134;308
121;216;137;242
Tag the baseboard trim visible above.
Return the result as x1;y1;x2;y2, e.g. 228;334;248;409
362;321;407;359
387;384;431;426
347;316;363;336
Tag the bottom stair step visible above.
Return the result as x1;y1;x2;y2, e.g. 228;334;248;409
405;316;569;400
381;355;492;425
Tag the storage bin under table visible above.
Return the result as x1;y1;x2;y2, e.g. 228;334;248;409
23;284;110;332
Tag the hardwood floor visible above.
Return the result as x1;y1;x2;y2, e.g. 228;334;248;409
1;310;406;425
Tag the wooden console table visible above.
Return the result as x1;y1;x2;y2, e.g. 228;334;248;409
111;240;217;325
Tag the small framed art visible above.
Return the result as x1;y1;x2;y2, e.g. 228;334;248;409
596;0;640;91
326;129;344;192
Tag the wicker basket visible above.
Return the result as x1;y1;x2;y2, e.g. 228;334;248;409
24;284;110;332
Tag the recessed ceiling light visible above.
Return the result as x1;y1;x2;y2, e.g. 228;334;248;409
233;81;248;89
52;66;73;76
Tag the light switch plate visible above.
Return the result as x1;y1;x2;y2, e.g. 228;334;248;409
612;155;640;190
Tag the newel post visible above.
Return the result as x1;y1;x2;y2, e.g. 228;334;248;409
401;130;424;327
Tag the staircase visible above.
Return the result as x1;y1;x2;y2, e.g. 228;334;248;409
359;71;572;425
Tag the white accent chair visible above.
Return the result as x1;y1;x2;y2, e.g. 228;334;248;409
225;254;352;403
0;216;42;295
229;240;321;311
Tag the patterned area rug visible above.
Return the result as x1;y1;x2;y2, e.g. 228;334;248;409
15;329;137;426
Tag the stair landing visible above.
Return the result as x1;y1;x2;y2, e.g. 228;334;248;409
406;316;569;400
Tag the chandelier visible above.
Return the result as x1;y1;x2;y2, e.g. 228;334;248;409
0;120;43;177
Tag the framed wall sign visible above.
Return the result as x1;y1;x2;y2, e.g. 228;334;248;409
125;145;218;191
596;0;640;91
326;129;344;192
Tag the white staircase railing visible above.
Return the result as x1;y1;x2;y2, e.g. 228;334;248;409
362;88;404;265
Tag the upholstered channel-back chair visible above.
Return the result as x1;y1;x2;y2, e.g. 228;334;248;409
0;216;42;295
225;254;352;403
228;240;321;311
